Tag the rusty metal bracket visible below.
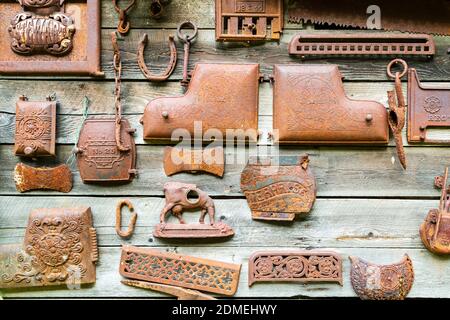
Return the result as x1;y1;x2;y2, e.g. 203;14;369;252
154;182;234;239
163;146;225;177
387;59;408;169
119;245;241;296
272;64;389;145
349;255;414;300
408;68;450;144
0;207;98;289
113;0;136;35
14;163;72;193
115;199;138;239
288;33;435;58
420;168;450;255
14;95;57;157
241;155;316;221
215;0;283;41
249;251;343;286
122;280;216;300
137;33;177;82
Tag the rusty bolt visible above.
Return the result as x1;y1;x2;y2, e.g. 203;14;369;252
365;114;373;122
161;111;169;119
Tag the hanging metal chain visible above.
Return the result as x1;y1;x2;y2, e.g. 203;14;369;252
113;0;136;35
386;58;407;170
112;32;130;152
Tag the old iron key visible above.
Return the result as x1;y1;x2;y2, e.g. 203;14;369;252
177;21;198;88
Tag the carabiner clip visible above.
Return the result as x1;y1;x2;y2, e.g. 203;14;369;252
116;199;138;239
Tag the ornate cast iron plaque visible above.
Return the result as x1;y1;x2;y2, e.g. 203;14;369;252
248;251;343;286
154;182;234;239
272;64;389;144
14;163;72;193
349;255;414;300
141;63;259;143
119;246;241;296
0;207;98;289
14;95;56;157
215;0;283;41
76;117;136;183
0;0;102;76
420;168;450;255
408;68;450;144
240;155;316;221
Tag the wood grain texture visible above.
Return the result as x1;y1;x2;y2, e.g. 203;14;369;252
0;29;449;81
0;145;448;197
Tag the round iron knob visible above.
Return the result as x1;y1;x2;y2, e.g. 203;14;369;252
24;146;34;155
365;114;373;122
161;111;169;119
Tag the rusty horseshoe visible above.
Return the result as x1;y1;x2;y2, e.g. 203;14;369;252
137;34;177;82
116;200;138;239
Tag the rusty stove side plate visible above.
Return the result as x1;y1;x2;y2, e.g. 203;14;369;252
215;0;283;41
349;255;414;300
420;168;450;255
141;63;259;143
407;68;450;144
119;245;241;296
14;97;56;157
76;117;136;183
0;0;103;76
0;207;98;289
240;155;316;221
273;64;389;144
14;163;73;193
248;251;343;286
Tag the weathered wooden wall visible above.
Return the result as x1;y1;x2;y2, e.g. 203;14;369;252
0;0;450;299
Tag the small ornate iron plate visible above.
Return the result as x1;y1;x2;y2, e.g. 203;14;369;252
240;155;316;221
76;117;136;183
408;68;450;144
119;246;241;296
14;96;56;157
0;207;98;289
248;251;343;286
349;255;414;300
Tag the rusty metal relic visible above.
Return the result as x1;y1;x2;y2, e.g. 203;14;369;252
116;200;138;239
141;63;260;143
349;255;414;300
8;0;75;56
113;0;136;35
137;34;177;82
248;251;343;286
14;163;72;193
288;33;435;58
215;0;283;41
408;68;450;144
387;59;408;169
76;33;136;183
0;207;98;289
163;146;225;177
177;21;198;87
0;0;102;76
420;168;450;255
272;64;389;144
14;95;56;157
119;245;241;296
240;155;316;221
154;182;234;239
288;0;450;36
121;280;216;300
